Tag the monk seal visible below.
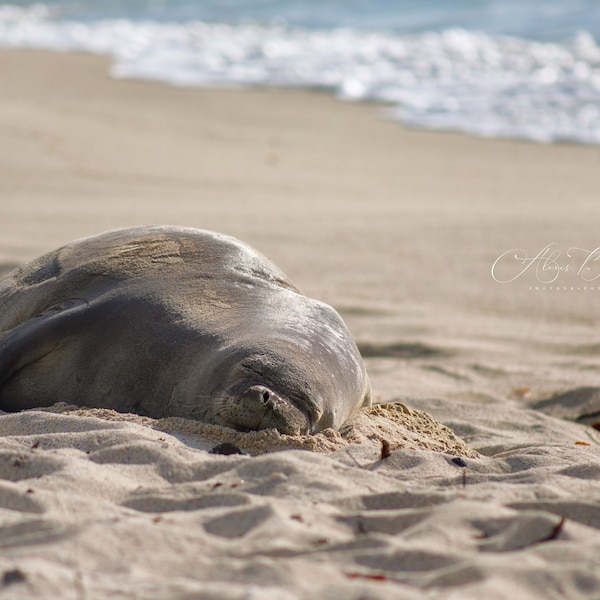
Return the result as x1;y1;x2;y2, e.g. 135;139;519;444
0;226;371;435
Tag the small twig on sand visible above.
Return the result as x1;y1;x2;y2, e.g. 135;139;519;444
380;439;392;460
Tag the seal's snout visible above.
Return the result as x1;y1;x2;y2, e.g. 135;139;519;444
226;385;310;435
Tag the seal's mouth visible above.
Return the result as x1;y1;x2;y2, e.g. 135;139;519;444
216;384;313;435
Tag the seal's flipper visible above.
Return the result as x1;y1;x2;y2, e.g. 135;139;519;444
0;299;89;411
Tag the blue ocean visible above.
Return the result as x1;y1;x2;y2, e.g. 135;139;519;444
1;1;599;145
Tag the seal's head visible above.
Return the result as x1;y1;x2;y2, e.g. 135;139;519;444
196;317;372;435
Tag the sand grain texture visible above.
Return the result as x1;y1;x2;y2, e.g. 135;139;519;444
1;402;600;600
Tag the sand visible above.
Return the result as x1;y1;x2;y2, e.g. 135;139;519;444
1;48;600;599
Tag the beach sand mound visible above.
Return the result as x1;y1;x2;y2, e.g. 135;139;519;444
39;400;480;458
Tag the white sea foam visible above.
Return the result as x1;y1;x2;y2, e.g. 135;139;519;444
1;5;600;144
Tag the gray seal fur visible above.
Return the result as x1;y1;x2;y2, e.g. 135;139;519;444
0;226;371;434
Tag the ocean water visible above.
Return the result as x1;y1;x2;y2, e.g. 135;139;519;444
1;1;600;145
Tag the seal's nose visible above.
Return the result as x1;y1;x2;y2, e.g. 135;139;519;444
255;386;272;404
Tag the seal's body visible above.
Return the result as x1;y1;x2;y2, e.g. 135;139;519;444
0;227;370;435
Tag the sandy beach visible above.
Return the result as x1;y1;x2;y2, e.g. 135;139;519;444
2;48;600;599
